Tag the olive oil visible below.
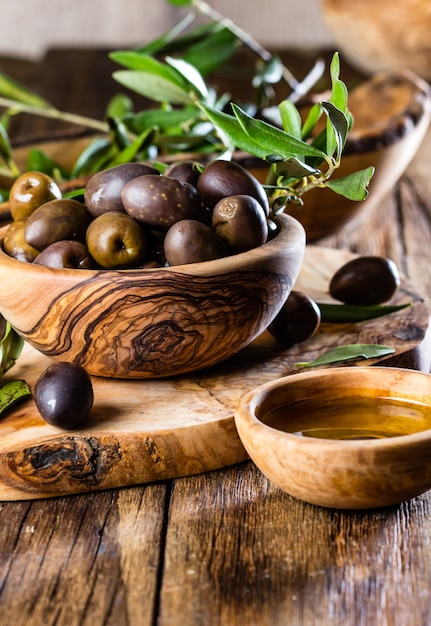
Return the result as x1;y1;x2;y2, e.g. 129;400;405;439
263;395;431;440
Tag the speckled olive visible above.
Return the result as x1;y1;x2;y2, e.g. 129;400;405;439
86;211;147;268
164;219;229;265
24;198;92;251
9;171;62;221
122;174;201;231
212;194;268;252
197;159;269;215
267;290;321;347
3;220;39;263
34;240;95;269
164;160;202;187
34;362;94;429
329;256;401;305
84;162;160;217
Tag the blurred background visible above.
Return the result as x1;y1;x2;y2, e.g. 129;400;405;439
0;0;333;59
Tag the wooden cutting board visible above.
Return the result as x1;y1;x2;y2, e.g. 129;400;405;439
0;245;430;501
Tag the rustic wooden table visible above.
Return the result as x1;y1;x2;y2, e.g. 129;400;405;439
1;48;431;626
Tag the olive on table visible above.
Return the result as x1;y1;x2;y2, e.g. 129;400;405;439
267;290;321;347
197;159;269;216
84;162;160;217
34;362;94;429
329;256;401;305
164;219;229;265
212;194;268;252
9;171;62;221
34;240;96;269
86;211;148;269
24;198;92;251
3;220;39;263
122;174;202;230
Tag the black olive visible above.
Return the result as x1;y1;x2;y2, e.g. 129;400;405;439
267;290;321;347
34;362;94;429
329;256;401;305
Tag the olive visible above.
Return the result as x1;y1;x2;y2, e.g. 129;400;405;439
122;174;201;230
9;171;62;221
34;241;96;269
3;220;39;263
329;256;401;305
34;362;94;429
197;159;269;215
267;290;321;347
164;219;229;265
212;194;268;252
24;198;92;251
86;211;148;269
164;160;202;187
84;162;160;217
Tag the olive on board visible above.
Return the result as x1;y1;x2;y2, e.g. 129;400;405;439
122;174;202;230
34;362;94;429
212;194;268;252
9;171;62;221
3;220;40;263
197;160;269;216
329;256;401;305
164;219;229;265
86;211;148;269
33;240;95;269
24;198;92;251
267;290;321;347
164;160;202;187
84;162;160;217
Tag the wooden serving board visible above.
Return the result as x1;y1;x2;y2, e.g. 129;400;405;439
0;246;430;501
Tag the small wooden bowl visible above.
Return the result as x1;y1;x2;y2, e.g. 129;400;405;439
235;367;431;509
0;213;305;379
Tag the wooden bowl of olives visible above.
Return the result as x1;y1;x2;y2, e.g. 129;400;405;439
0;161;306;379
235;366;431;510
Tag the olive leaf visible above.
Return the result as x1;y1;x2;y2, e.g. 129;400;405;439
165;56;209;100
0;320;24;379
26;148;70;180
0;71;51;109
318;302;411;323
296;344;395;368
326;166;375;201
0;380;31;418
278;100;303;139
70;137;115;178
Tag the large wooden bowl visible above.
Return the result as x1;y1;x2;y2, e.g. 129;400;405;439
0;213;305;379
235;367;431;510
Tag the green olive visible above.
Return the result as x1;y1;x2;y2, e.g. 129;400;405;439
9;171;62;221
122;174;201;230
164;219;229;265
33;241;96;269
212;194;268;252
3;220;39;263
329;256;401;305
86;212;148;269
267;290;321;347
24;198;92;251
197;160;269;215
84;162;160;217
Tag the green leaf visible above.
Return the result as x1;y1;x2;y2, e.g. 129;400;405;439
270;157;319;177
166;56;208;99
0;321;24;378
326;166;375;201
0;379;31;417
71;136;115;178
113;69;193;104
318;302;411;323
166;0;193;5
179;27;239;76
0;71;51;108
108;126;158;166
301;103;322;141
26;148;70;179
296;344;395;368
124;106;200;134
105;93;134;119
278;100;303;139
321;101;349;159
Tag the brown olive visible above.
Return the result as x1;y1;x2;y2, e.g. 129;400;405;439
212;194;268;252
164;219;229;265
267;290;321;347
122;174;202;231
34;241;96;269
329;256;401;305
164;160;202;187
3;220;39;263
197;159;269;215
84;162;160;217
86;211;148;269
9;171;62;221
25;198;92;251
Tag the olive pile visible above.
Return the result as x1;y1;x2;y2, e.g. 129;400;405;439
3;160;273;269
